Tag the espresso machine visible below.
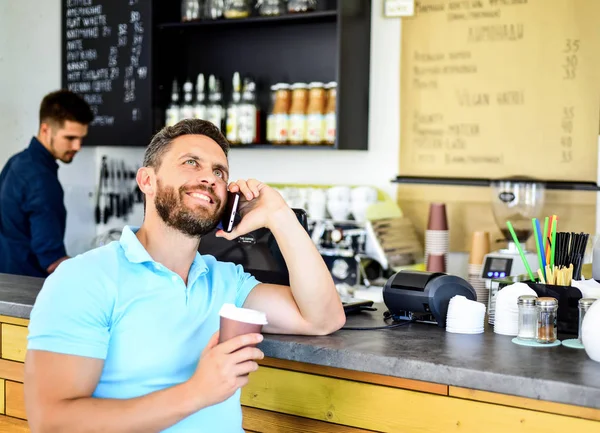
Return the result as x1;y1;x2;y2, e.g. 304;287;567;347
310;220;386;287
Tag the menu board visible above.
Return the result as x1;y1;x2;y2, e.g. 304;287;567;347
62;0;152;147
400;0;600;182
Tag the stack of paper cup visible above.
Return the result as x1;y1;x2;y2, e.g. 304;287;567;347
425;203;449;272
493;283;537;336
446;295;486;334
468;231;491;307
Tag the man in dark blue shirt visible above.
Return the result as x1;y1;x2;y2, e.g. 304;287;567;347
0;90;94;277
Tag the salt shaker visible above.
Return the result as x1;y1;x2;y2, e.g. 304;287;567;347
536;297;558;344
517;295;537;340
578;298;597;343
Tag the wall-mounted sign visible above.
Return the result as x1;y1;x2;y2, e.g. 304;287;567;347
384;0;414;17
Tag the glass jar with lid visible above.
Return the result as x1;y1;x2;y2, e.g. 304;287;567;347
288;0;316;13
323;81;337;146
272;83;291;144
306;82;326;145
257;0;287;16
224;0;251;19
578;298;597;343
517;295;537;340
536;297;559;344
288;83;308;145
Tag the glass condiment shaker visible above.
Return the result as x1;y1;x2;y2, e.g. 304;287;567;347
257;0;287;16
517;295;537;340
536;297;558;344
578;298;597;343
288;0;316;13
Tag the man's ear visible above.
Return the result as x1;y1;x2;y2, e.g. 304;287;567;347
39;122;52;141
136;167;155;198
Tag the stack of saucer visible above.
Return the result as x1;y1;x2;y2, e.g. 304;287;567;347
446;295;486;334
425;203;449;272
467;231;490;307
494;283;537;336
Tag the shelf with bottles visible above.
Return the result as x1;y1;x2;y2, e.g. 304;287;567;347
164;71;337;148
161;0;336;29
154;0;369;151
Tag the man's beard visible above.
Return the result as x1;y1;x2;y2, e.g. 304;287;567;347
49;136;75;164
154;179;223;237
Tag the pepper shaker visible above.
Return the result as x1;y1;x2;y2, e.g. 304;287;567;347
536;297;558;344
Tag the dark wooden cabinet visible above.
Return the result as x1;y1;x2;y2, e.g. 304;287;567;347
62;0;371;149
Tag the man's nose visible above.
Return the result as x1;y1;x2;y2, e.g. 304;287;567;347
72;140;82;151
197;168;218;185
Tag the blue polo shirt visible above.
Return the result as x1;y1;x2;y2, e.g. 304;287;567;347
0;137;67;277
27;226;260;432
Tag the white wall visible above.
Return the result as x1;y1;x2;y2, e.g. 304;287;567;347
0;0;98;256
0;0;61;166
0;0;401;255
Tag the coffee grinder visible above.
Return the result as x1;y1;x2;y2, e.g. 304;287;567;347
481;179;545;283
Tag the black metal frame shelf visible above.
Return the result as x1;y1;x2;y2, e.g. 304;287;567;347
393;175;600;191
230;143;336;150
157;10;338;30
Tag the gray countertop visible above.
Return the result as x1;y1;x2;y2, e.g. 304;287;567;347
1;273;599;409
0;273;43;319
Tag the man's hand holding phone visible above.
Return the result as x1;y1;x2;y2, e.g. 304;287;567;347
215;179;293;240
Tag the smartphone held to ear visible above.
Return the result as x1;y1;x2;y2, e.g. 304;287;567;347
220;191;242;233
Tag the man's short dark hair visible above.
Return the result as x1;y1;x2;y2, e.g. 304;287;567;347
39;90;94;127
143;119;230;170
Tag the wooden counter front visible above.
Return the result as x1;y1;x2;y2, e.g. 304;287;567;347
0;315;599;432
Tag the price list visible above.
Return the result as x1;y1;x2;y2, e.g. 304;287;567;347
62;0;152;146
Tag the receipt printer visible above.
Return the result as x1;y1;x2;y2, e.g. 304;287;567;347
383;270;476;327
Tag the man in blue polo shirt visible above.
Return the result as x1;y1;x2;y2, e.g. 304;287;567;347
0;89;94;277
24;119;346;432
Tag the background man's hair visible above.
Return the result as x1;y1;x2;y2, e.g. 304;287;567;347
143;119;230;170
39;90;94;127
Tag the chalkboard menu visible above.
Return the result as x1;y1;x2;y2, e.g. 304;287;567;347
62;0;152;147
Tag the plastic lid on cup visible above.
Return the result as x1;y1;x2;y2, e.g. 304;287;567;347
219;303;268;325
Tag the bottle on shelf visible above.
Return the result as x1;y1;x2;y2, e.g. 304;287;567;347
324;81;337;146
226;72;242;145
207;74;225;131
203;0;224;20
238;77;258;145
306;81;325;145
266;84;278;143
179;78;195;120
194;73;207;120
166;79;180;127
289;83;308;145
181;0;201;21
272;83;291;145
